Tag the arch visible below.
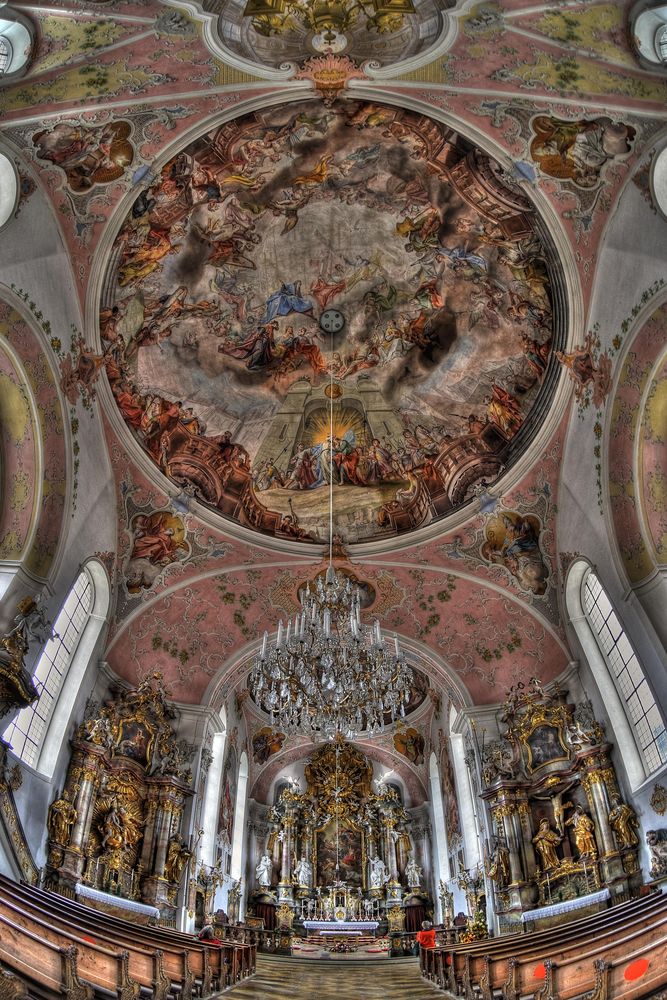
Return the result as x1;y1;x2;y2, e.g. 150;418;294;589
566;559;667;788
0;9;34;81
2;559;110;777
0;151;17;230
630;1;667;67
0;292;68;592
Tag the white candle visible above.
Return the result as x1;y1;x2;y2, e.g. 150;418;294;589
374;620;381;644
261;631;268;659
324;610;330;637
394;634;400;656
286;619;292;643
545;871;550;900
277;621;284;648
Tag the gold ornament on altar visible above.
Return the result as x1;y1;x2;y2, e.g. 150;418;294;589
164;835;192;883
532;818;561;870
48;789;78;847
608;795;640;849
650;784;667;816
566;805;597;858
0;596;52;712
305;734;372;823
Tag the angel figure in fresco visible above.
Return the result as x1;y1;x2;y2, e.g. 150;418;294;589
485;384;523;436
118;227;179;287
529;116;635;190
261;283;314;325
130;511;187;567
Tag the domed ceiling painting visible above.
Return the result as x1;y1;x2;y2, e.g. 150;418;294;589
102;99;560;545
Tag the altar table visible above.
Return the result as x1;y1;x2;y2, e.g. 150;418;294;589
304;920;379;935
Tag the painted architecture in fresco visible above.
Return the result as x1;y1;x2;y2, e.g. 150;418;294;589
101;100;560;545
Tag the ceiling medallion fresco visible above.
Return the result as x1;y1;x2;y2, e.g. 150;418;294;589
101;98;562;546
207;0;448;70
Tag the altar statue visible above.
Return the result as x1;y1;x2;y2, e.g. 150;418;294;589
48;789;77;846
164;835;192;883
608;795;640;849
532;818;561;870
405;853;423;888
566;805;598;858
370;854;389;888
293;856;313;887
256;853;273;887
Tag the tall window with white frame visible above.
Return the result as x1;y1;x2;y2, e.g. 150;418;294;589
582;569;667;774
3;570;93;767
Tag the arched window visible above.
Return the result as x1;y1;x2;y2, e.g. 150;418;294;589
3;561;109;774
0;11;34;80
0;151;18;230
582;569;667;775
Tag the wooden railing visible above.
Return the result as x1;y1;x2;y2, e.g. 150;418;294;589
0;872;255;997
421;888;667;998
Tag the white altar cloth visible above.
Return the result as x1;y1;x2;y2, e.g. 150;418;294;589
304;920;379;932
521;888;610;922
320;930;362;936
76;883;160;919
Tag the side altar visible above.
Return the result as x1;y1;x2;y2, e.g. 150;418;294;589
45;674;196;923
248;736;431;933
479;679;642;932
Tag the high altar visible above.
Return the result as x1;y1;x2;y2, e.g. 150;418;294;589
249;736;430;931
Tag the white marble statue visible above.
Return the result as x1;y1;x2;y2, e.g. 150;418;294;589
293;855;313;887
255;854;273;887
370;854;389;888
405;854;423;889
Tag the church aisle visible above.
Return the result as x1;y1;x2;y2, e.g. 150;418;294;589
230;954;445;999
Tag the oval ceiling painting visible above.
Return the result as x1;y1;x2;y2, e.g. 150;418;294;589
101;99;561;546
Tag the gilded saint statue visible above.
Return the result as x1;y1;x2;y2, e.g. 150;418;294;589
48;789;77;846
164;835;192;883
532;818;561;870
566;805;597;858
608;795;640;849
486;838;511;886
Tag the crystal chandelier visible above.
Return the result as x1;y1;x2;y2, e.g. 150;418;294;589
250;566;413;738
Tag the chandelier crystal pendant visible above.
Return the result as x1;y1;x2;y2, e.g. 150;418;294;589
250;568;414;738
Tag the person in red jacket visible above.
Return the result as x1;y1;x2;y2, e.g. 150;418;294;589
416;920;436;949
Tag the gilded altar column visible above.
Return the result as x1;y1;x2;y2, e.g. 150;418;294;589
68;744;107;857
581;758;616;858
140;778;189;912
277;815;295;903
385;818;399;881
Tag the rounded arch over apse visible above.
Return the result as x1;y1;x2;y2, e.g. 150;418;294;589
0;291;68;597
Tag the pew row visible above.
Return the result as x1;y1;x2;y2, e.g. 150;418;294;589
422;889;667;998
0;873;255;999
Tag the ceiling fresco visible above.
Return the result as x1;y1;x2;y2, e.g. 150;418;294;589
210;0;446;70
101;98;561;545
3;0;667;719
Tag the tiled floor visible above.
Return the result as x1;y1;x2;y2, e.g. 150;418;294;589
230;954;446;999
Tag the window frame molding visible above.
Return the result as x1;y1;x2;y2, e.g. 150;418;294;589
3;559;110;778
565;558;662;789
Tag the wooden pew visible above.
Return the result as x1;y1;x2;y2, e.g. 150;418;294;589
423;889;667;998
0;911;94;1000
0;879;215;998
0;873;255;993
423;889;665;988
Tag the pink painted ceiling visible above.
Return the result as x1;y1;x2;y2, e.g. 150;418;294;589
3;0;662;716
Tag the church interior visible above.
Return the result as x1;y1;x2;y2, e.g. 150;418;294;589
0;0;667;995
